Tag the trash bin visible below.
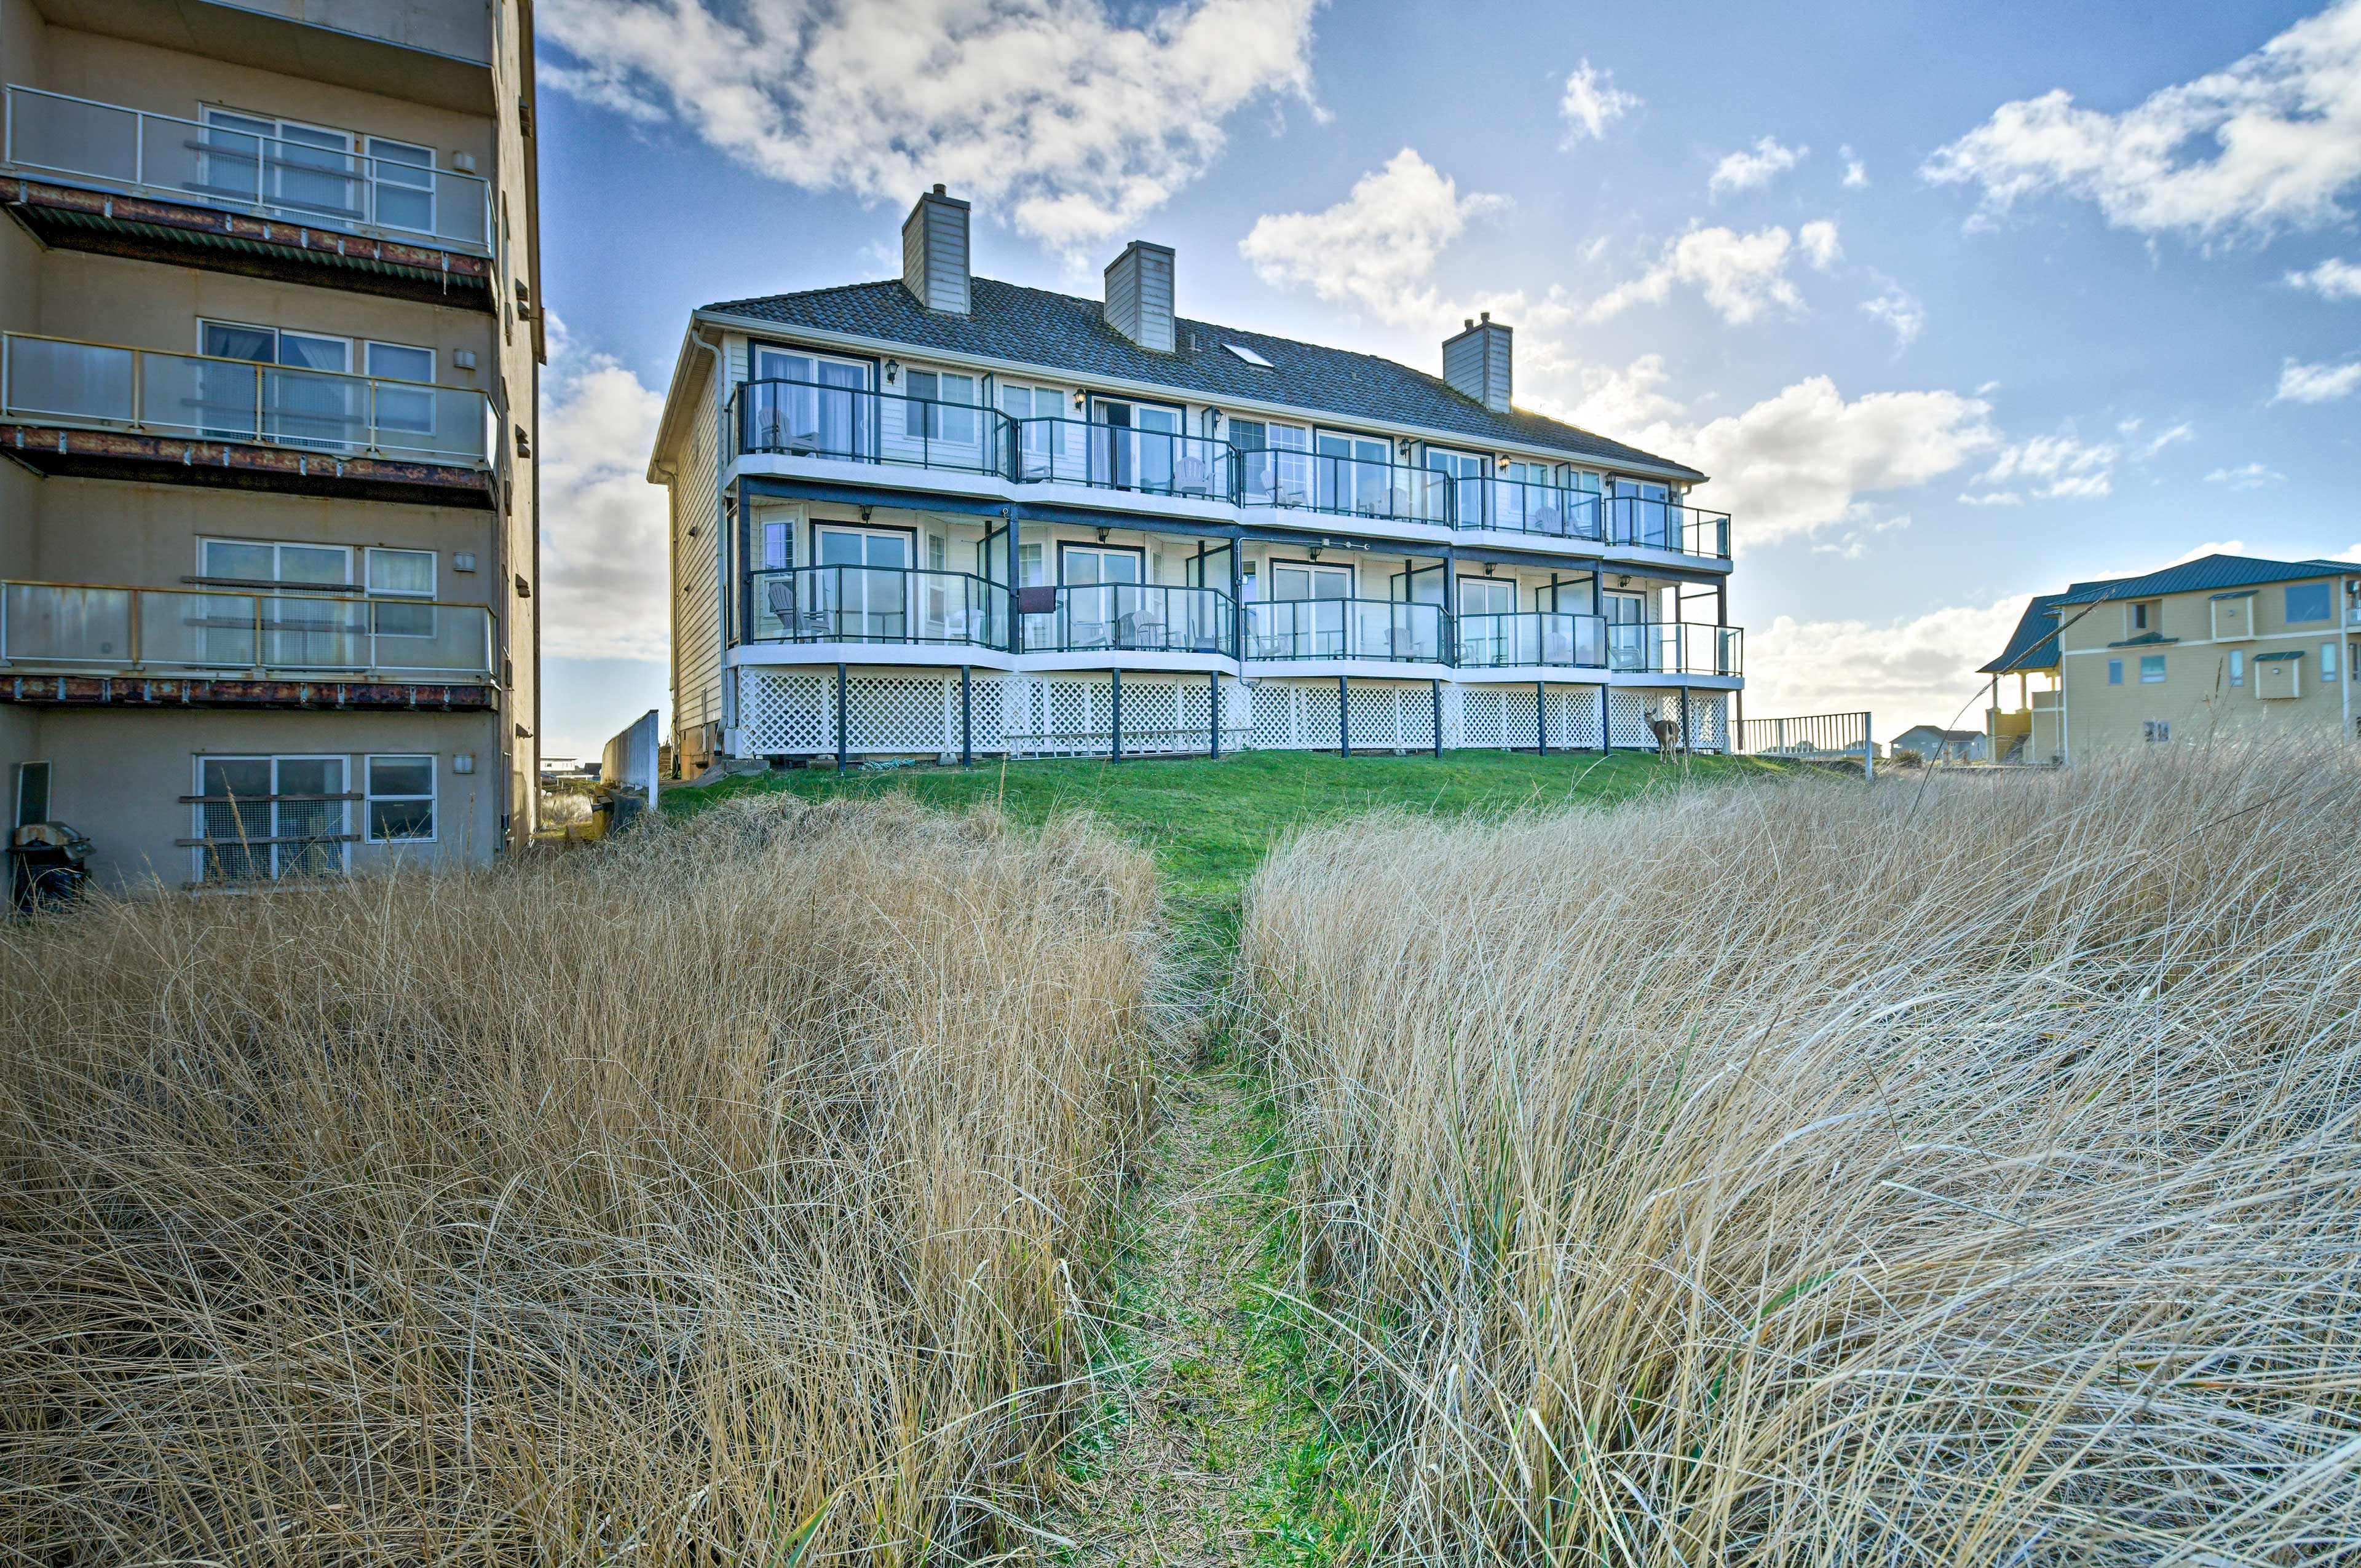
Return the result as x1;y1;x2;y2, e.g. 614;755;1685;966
9;822;92;912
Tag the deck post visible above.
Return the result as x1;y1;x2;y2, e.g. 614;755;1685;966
1209;671;1220;757
960;664;973;767
1338;673;1350;758
835;662;848;770
1111;666;1123;763
1679;685;1691;756
1536;679;1548;755
1431;678;1443;757
1599;684;1610;754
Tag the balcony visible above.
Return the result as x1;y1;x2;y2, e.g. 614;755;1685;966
1244;599;1447;663
725;379;1734;564
1;333;498;507
1;580;497;707
1455;611;1605;669
2;86;497;307
751;565;1008;650
1020;585;1236;658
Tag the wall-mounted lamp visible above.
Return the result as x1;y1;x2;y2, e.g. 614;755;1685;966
1617;575;1631;588
1482;562;1495;577
1072;388;1086;411
1398;438;1414;459
1307;546;1322;561
860;505;873;522
1095;526;1110;542
884;359;900;384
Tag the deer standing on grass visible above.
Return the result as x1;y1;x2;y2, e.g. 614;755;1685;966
1648;708;1682;764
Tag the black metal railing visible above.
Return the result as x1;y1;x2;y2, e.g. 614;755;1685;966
1244;598;1448;662
1004;417;1232;498
1606;496;1731;559
1019;583;1236;656
726;379;1739;559
730;380;1013;476
1456;611;1605;669
749;565;1007;648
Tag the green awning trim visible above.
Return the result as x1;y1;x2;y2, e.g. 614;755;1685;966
2106;632;2178;648
2209;589;2259;600
2254;650;2304;662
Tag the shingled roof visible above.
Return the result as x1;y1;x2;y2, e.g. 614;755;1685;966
700;276;1705;481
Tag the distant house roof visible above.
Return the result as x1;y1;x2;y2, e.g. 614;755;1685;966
1980;553;2356;674
699;276;1704;480
1896;725;1983;745
1980;591;2077;674
2054;553;2351;605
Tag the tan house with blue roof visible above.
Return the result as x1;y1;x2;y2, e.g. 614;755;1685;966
1982;554;2360;763
646;187;1742;771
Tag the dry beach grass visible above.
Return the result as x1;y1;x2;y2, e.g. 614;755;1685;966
0;795;1158;1564
1240;744;2361;1563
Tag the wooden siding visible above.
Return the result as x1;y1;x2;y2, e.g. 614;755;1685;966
670;387;723;766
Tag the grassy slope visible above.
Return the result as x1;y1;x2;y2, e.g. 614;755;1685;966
667;750;1781;957
664;749;1789;1564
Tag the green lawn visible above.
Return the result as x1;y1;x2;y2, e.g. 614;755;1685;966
663;749;1787;958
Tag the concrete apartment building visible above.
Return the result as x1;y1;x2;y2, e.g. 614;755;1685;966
2;0;542;888
649;189;1741;771
1982;554;2360;763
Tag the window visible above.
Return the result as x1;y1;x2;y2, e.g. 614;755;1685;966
366;548;437;640
365;136;436;233
2130;601;2157;632
194;754;349;881
1018;541;1043;586
747;347;870;457
903;369;977;444
14;760;50;829
199;109;355;219
2230;650;2245;687
199;538;354;668
2324;642;2341;679
365;755;436;842
2143;720;2171;744
1000;384;1064;475
1223;343;1274;368
200;320;354;447
365;341;438;448
2140;655;2166;684
2287;583;2332;623
2108;659;2124;685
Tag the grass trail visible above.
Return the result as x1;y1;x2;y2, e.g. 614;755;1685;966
663;749;1781;1562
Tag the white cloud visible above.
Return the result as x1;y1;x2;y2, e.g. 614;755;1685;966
1958;490;2024;506
2274;357;2361;401
539;0;1319;253
1239;149;1509;327
1840;146;1869;188
1799;219;1843;269
2287;256;2361;298
1922;0;2361;240
2206;462;2287;488
1747;595;2033;728
1560;59;1639;143
1710;135;1806;194
1585;223;1825;325
1861;284;1924;345
537;317;670;664
2132;420;2196;459
1975;433;2121;501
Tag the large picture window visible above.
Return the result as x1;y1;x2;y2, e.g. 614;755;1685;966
2287;582;2332;623
365;754;437;842
193;754;350;881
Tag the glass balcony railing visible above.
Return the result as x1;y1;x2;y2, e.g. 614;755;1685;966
722;380;1738;559
730;380;1013;477
749;565;1007;648
0;581;494;679
1244;599;1447;663
1;333;491;466
1606;496;1732;560
1605;620;1743;676
1455;611;1606;669
1020;584;1236;656
1;86;494;253
1005;418;1233;498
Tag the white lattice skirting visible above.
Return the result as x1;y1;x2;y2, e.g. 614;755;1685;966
738;666;1243;758
736;668;1728;758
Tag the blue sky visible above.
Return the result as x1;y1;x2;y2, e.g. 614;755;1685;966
529;0;2361;758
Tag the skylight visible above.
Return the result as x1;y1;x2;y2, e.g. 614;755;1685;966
1224;343;1274;368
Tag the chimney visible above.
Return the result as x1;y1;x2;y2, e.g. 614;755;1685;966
900;184;970;315
1442;310;1512;413
1103;240;1176;353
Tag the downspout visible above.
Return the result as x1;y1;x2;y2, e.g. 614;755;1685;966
687;325;729;755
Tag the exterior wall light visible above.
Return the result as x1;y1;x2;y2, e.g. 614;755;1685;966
1072;389;1086;411
884;359;900;383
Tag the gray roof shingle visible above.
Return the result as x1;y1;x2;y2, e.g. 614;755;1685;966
700;276;1706;481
